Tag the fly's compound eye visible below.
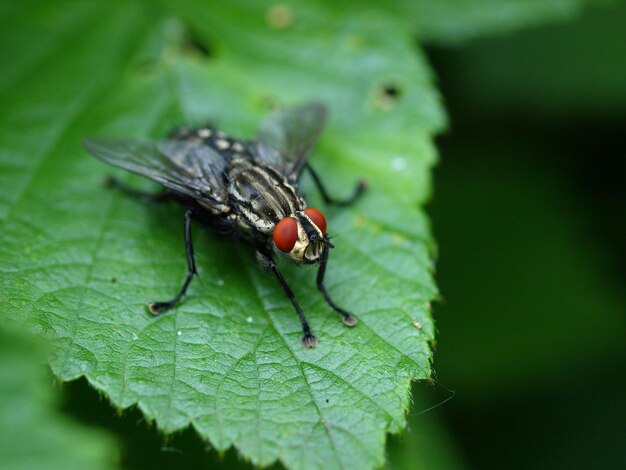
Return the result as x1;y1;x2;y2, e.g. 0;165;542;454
305;208;327;234
273;217;298;252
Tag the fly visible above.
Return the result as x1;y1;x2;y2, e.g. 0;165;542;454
83;103;366;348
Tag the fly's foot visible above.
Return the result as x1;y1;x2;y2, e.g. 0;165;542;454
333;305;358;327
342;314;358;327
302;334;319;349
148;301;175;315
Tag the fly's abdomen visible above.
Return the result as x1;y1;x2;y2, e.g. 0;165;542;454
228;159;304;234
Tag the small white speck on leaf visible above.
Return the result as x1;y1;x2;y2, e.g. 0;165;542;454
246;316;253;324
177;331;182;336
131;333;138;340
412;320;422;329
217;279;225;286
391;157;407;171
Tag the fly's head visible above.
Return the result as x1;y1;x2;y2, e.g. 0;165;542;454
272;208;331;264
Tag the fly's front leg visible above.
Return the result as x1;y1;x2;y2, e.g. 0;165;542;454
316;241;358;327
256;249;318;348
305;163;367;207
148;209;197;314
104;176;169;203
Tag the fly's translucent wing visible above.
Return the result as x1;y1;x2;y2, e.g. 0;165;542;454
255;102;327;181
83;138;229;209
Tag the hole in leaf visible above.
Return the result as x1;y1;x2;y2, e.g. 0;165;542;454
183;30;213;58
383;83;402;99
373;81;403;110
131;26;214;76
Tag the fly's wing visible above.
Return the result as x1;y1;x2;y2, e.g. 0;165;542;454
83;138;229;209
255;102;327;181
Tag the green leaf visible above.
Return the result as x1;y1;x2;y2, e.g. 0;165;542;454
400;0;604;44
0;329;119;470
0;1;440;468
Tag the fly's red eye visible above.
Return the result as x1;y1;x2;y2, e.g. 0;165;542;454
305;208;327;234
273;217;298;252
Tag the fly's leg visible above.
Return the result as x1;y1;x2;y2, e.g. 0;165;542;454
256;249;318;348
148;209;197;314
104;176;169;203
305;163;367;207
316;241;358;326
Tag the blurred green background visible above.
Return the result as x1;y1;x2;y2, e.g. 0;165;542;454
422;1;626;467
3;1;625;468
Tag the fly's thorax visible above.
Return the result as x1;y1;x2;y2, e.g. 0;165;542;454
273;210;327;264
228;160;305;234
